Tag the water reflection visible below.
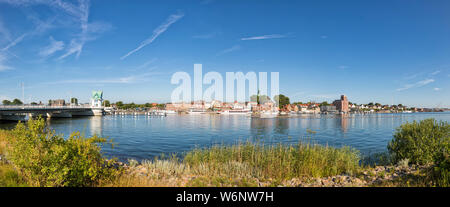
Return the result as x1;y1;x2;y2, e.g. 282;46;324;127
273;118;289;136
250;118;273;138
339;114;348;134
89;116;103;136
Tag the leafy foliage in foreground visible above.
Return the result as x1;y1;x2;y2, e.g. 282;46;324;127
388;118;449;186
388;118;449;165
4;117;119;187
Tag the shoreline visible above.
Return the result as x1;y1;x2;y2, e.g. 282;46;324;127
116;160;431;187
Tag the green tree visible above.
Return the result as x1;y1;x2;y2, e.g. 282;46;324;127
2;100;12;105
71;98;78;105
274;94;290;108
12;99;23;105
319;101;330;107
103;100;111;107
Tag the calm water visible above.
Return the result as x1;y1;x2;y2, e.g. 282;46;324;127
1;112;449;161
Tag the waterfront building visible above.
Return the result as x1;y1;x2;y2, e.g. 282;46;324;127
309;105;321;113
332;95;349;113
166;102;191;111
191;101;206;111
165;99;278;113
50;99;66;106
232;101;246;110
297;104;309;112
320;105;338;113
261;101;276;112
246;101;258;110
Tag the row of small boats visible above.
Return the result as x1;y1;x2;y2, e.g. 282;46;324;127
113;110;281;117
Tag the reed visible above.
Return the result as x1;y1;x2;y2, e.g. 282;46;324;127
106;141;362;187
183;141;361;180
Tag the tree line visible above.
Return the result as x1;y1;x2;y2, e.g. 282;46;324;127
2;99;23;105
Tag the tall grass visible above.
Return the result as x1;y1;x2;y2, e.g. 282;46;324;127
0;163;28;187
183;142;361;180
106;142;361;187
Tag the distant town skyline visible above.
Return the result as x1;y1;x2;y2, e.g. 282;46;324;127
0;0;449;108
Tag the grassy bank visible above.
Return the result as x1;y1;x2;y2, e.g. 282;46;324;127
0;118;448;187
108;142;361;187
184;142;360;181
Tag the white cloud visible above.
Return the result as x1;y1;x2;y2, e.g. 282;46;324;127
0;53;12;71
2;34;27;51
0;18;11;42
58;0;90;60
403;73;421;80
136;58;158;70
0;0;111;60
217;45;241;56
39;36;64;57
0;32;24;71
27;13;54;35
0;65;11;71
241;34;287;41
431;70;441;75
396;78;435;91
433;88;441;91
57;38;83;60
121;12;184;60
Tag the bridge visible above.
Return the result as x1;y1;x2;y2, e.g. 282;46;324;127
0;105;104;121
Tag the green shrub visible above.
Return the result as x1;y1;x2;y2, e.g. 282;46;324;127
388;118;449;186
431;145;450;186
6;117;119;187
388;119;449;165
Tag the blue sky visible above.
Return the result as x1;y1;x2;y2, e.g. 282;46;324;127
0;0;449;107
